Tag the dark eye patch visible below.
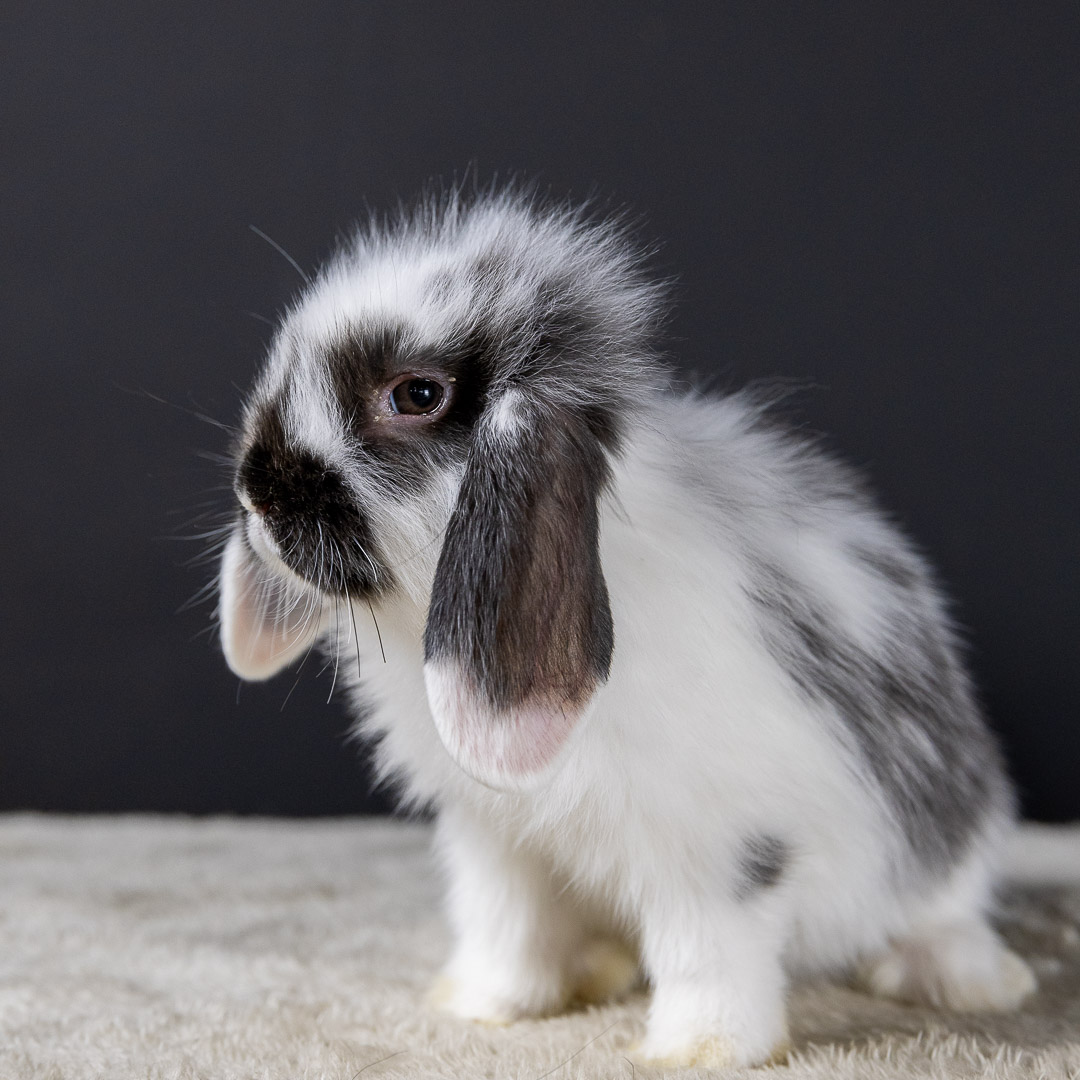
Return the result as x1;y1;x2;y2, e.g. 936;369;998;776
325;324;407;426
316;325;489;498
326;323;493;439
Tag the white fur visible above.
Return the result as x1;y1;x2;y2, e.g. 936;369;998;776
485;388;527;439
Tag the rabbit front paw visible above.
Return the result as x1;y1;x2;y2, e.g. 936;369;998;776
430;956;569;1024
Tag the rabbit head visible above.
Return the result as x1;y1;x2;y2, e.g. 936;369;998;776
219;191;664;787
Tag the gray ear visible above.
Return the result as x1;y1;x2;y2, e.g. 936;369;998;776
423;399;614;788
219;528;319;680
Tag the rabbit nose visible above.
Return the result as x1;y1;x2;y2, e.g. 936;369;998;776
237;441;353;525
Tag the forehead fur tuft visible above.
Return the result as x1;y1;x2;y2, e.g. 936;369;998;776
269;185;670;421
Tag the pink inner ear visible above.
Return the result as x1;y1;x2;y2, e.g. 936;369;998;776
423;661;589;790
219;528;318;680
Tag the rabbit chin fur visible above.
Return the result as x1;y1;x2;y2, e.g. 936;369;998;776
217;190;1033;1068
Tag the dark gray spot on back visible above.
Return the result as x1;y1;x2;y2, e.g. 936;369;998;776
735;835;788;900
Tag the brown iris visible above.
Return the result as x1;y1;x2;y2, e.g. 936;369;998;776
389;376;447;416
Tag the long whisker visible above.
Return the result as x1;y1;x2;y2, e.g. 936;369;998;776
248;224;311;285
367;598;387;664
182;533;234;570
280;594;324;711
177;576;223;614
327;592;342;703
348;599;363;674
117;384;237;434
167;523;236;542
165;498;235;516
350;537;381;581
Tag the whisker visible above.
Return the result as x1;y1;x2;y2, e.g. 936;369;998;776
183;540;234;570
280;595;324;711
194;451;239;466
531;1021;621;1080
350;537;380;581
327;568;344;702
367;598;387;664
382;529;444;572
176;577;222;614
166;524;236;542
314;649;335;679
116;384;238;434
164;499;234;516
348;599;363;674
248;224;311;285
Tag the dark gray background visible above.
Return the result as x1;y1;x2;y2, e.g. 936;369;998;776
2;2;1076;818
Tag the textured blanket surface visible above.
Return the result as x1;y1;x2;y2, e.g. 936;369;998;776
1;815;1078;1079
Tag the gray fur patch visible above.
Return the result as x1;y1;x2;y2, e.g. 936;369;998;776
747;558;1008;877
735;835;788;899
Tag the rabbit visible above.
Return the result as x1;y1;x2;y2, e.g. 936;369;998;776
217;186;1035;1068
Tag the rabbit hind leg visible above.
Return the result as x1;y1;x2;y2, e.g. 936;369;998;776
859;918;1035;1012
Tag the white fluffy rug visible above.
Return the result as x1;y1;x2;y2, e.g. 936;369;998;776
2;816;1079;1079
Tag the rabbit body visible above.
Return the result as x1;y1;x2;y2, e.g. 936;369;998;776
219;191;1034;1067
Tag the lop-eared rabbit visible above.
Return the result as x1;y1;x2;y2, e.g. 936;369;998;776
218;189;1033;1067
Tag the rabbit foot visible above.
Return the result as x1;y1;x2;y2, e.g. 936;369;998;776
636;937;789;1068
859;920;1036;1012
630;1034;739;1069
428;975;514;1025
630;1032;790;1069
429;969;568;1025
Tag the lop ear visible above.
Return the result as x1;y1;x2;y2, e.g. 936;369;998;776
218;527;319;680
423;399;614;789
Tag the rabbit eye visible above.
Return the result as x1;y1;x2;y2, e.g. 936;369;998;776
388;376;447;417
